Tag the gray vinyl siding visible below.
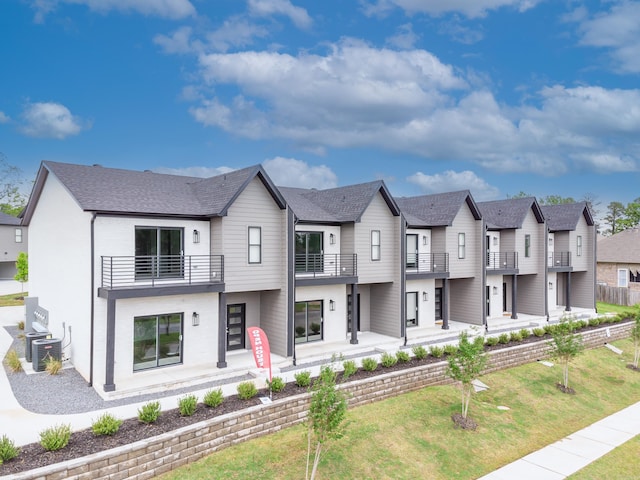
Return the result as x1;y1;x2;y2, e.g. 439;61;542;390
431;227;446;255
0;225;27;276
340;223;355;255
516;211;544;275
259;290;288;356
517;274;546;315
554;232;569;255
449;277;483;325
355;193;398;283
209;217;223;256
221;178;285;292
448;204;481;279
369;282;402;337
571;215;592;272
571;271;595;309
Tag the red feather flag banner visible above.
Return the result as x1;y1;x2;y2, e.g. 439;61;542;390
247;326;272;382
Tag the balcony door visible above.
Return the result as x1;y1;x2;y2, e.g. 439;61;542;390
406;234;418;269
135;227;183;278
295;232;323;273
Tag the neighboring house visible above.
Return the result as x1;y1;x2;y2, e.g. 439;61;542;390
0;211;26;280
281;181;402;353
478;197;546;322
396;191;484;331
541;203;596;314
597;227;640;291
22;162;288;393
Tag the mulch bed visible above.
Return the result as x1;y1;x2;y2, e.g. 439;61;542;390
0;321;631;476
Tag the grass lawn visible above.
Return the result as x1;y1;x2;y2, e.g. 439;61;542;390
158;337;640;480
567;434;640;479
597;301;640;315
0;292;27;307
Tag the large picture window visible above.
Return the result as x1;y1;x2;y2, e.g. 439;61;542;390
248;226;262;264
133;313;183;371
458;233;466;259
371;230;381;261
135;227;183;278
295;300;323;344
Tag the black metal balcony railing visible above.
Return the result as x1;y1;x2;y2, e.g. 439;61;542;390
486;251;518;270
295;253;357;278
102;255;224;289
548;251;571;268
406;253;449;274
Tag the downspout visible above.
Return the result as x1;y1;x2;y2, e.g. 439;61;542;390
544;221;549;322
482;219;488;332
89;212;97;387
400;214;407;346
290;208;297;366
593;220;597;313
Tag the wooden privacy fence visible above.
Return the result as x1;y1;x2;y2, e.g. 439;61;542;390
596;284;640;306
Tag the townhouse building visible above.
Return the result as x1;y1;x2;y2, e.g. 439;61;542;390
21;161;597;395
0;211;27;280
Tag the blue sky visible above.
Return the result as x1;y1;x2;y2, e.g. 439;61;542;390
1;0;640;214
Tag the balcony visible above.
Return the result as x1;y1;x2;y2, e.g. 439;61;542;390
295;253;357;281
548;251;571;269
406;253;449;275
101;255;224;290
486;252;518;270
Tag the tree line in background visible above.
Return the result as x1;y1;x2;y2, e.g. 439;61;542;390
1;154;29;216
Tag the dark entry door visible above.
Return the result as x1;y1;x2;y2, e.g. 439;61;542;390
435;287;443;320
227;304;246;351
347;294;361;333
486;286;491;317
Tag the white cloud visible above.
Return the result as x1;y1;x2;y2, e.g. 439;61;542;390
361;0;541;19
575;2;640;73
19;102;88;139
154;26;200;55
206;16;270;53
263;157;338;189
31;0;195;22
386;23;419;49
248;0;312;29
153;166;235;177
0;112;10;124
407;170;500;200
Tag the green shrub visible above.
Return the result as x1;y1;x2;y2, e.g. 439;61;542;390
4;349;22;373
509;331;523;342
544;324;557;335
237;381;258;400
267;376;286;393
44;354;63;375
203;388;224;408
429;345;444;358
612;314;624;323
342;360;358;379
485;336;499;346
396;350;410;363
588;318;600;327
380;352;397;368
532;327;546;337
519;328;531;339
17;320;24;331
39;424;71;452
443;344;458;355
412;345;428;360
294;370;311;387
0;435;20;463
498;333;510;344
178;394;198;416
91;413;122;436
361;357;378;371
138;401;161;424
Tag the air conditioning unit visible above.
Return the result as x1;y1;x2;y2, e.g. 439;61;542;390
31;338;62;372
25;331;49;363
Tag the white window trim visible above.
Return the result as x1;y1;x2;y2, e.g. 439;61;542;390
576;235;582;257
15;228;22;243
371;230;381;261
618;268;628;288
458;233;465;259
248;226;262;264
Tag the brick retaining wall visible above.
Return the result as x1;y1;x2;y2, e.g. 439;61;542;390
4;322;633;480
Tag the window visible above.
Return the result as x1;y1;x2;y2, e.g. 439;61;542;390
295;231;323;273
295;300;323;344
618;269;628;288
248;226;262;264
525;234;531;258
406;234;418;269
135;227;183;278
630;270;640;283
15;228;22;243
406;292;418;327
371;230;381;261
133;313;182;371
576;235;582;257
458;233;465;259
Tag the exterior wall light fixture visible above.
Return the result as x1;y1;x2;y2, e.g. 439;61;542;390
329;300;335;311
193;229;200;243
192;312;200;326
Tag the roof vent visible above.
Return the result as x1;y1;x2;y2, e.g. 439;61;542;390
92;164;102;167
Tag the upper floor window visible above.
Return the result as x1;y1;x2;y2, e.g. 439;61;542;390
295;231;322;273
135;227;183;278
458;233;465;259
576;235;582;256
371;230;381;261
248;226;262;264
15;228;22;243
525;234;531;258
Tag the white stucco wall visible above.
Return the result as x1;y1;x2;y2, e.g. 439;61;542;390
294;284;349;343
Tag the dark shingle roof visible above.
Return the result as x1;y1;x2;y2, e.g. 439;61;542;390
281;181;400;223
23;161;285;222
396;191;481;227
0;212;21;226
597;228;640;263
541;202;593;232
477;197;543;229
